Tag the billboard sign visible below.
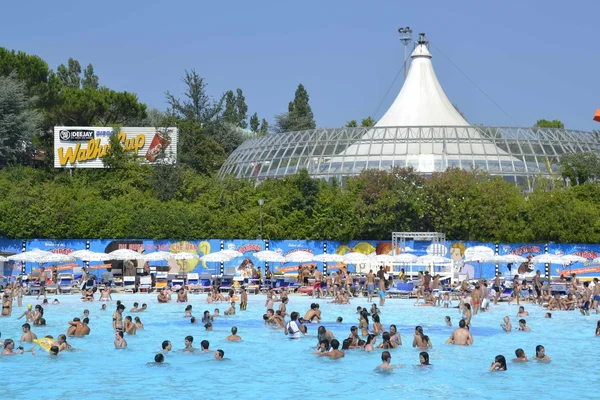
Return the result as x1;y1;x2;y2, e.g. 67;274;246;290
54;126;178;168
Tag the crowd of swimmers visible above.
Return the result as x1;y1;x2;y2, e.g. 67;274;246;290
3;268;600;374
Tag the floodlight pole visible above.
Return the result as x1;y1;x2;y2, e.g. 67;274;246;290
398;27;413;81
257;199;264;240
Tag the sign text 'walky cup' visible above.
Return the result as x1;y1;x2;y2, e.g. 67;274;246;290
53;126;179;168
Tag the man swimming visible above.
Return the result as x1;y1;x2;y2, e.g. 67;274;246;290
183;336;196;353
226;326;242;341
214;349;225;360
124;316;137;335
513;348;528;362
377;350;402;370
20;323;37;343
161;340;172;353
320;339;344;359
517;319;531;331
517;306;529;317
446;320;473;345
200;340;212;353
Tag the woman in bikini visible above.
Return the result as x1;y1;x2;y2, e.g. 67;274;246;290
359;309;370;336
371;314;384;336
389;324;402;345
1;292;12;317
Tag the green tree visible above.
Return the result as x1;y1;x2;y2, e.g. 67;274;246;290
82;64;99;90
274;83;316;132
346;120;357;127
222;89;248;128
101;126;136;169
235;89;248;128
166;69;221;123
534;119;564;128
361;117;375;127
166;69;244;157
249;112;259;132
176;119;226;175
56;58;82;89
0;48;52;99
49;87;147;126
560;152;600;185
348;167;426;239
0;73;43;166
259;119;269;135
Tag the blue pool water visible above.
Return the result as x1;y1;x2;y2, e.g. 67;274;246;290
1;293;598;400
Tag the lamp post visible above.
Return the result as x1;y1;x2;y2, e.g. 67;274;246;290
398;26;413;81
257;199;264;240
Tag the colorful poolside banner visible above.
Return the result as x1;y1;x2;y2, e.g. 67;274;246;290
2;238;600;279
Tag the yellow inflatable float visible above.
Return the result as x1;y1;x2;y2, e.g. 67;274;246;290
33;337;54;352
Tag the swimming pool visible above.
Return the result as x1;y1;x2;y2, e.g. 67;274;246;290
0;293;597;400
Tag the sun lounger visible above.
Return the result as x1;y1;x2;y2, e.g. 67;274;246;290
123;276;136;293
154;272;168;291
387;282;414;298
58;274;74;294
139;276;152;292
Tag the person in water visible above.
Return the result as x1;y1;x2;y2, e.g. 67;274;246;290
490;355;507;371
533;345;551;362
377;351;402;370
226;326;242;341
419;351;431;366
319;339;344;359
513;348;528;362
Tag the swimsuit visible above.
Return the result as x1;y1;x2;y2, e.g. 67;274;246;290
366;283;374;294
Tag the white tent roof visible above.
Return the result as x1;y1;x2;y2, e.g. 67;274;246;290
376;39;469;127
329;34;519;170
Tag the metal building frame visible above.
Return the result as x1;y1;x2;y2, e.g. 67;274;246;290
392;232;446;256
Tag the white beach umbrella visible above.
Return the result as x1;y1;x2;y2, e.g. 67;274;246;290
284;251;315;263
222;250;244;259
254;250;281;261
312;253;344;263
169;252;199;260
37;253;76;263
8;249;52;262
0;255;9;262
202;251;237;263
485;255;510;263
370;254;397;264
464;246;495;258
140;251;175;261
560;254;587;264
70;250;113;262
500;254;528;264
416;255;453;265
394;253;418;263
531;254;564;265
107;249;144;260
342;252;371;265
261;254;286;263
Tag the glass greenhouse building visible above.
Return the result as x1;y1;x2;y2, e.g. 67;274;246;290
219;35;600;189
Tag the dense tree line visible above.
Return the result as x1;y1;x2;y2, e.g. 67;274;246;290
1;164;600;243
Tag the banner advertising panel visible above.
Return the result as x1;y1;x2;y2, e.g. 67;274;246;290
54;126;178;168
4;238;600;280
548;243;600;278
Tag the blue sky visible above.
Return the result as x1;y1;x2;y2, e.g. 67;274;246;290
2;0;598;131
